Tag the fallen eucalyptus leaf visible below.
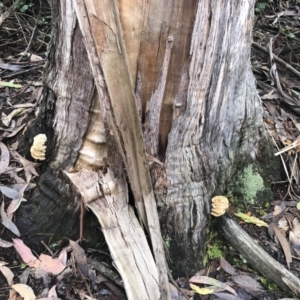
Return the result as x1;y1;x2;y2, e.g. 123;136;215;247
190;283;214;295
0;186;22;199
0;80;23;89
0;264;14;286
235;213;269;227
1;108;23;127
0;202;20;236
0;142;9;174
11;284;36;300
0;238;14;248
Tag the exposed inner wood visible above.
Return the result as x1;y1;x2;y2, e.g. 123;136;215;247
73;0;172;298
66;169;160;300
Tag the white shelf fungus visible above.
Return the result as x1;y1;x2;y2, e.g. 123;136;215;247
30;134;47;160
211;196;229;217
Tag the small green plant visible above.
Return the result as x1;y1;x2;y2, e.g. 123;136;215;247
17;1;34;13
39;17;48;25
259;276;281;291
207;243;224;260
255;2;268;13
255;0;275;13
280;27;296;39
50;242;59;249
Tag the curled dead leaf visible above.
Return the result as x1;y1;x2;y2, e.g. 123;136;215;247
0;142;9;174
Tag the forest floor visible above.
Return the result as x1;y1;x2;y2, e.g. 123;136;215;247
1;0;300;300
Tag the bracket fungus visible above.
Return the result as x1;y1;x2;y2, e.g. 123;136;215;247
211;196;229;217
30;134;47;160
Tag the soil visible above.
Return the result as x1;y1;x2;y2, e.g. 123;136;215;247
1;0;300;299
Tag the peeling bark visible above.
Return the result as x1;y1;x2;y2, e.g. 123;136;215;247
17;0;101;244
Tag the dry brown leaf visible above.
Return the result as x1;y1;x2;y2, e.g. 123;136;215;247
10;151;39;182
13;239;66;275
13;238;38;265
38;298;61;300
0;202;20;236
1;108;23;127
0;264;14;286
0;63;22;71
0;186;22;199
289;218;300;257
12;103;35;108
6;124;26;138
189;275;237;296
231;274;264;292
69;239;88;277
269;223;292;268
6;169;26;184
35;254;66;276
214;292;243;300
0;142;9;174
48;284;59;298
11;284;36;300
261;89;280;100
0;238;13;248
220;257;238;276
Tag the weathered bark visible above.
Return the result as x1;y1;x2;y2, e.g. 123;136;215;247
151;1;279;275
18;0;281;298
17;0;102;245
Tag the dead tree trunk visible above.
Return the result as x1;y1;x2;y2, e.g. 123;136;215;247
18;0;280;297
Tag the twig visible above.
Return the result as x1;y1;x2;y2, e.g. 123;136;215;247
17;0;42;62
252;41;300;79
41;240;54;257
1;65;44;79
0;0;23;28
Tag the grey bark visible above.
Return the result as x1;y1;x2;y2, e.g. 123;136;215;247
18;0;280;291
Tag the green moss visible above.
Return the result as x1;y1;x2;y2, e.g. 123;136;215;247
259;276;281;292
207;243;224;260
230;165;270;206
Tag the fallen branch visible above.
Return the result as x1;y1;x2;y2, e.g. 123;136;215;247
219;214;300;295
252;41;300;79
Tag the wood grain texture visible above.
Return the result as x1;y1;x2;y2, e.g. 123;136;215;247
66;169;160;300
140;0;197;155
73;0;171;298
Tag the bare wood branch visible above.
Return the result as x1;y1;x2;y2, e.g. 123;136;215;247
252;41;300;79
220;215;300;296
